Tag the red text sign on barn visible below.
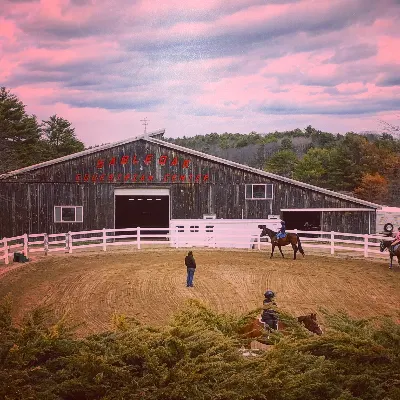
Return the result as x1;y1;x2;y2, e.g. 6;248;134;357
75;154;209;183
75;173;209;183
95;154;191;169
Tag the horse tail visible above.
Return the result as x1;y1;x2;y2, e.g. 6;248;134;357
297;234;305;256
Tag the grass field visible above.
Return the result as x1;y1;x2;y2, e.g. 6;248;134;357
0;248;399;337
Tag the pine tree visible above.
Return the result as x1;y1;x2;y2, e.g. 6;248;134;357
41;114;84;158
0;87;43;173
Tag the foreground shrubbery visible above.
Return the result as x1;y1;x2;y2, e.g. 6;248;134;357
0;296;399;400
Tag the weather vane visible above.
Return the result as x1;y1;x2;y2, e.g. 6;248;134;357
140;117;149;134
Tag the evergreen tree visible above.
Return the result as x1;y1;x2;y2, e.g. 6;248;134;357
41;114;84;158
264;149;298;178
293;148;331;186
0;87;43;173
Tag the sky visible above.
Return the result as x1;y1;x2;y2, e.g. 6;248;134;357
1;0;400;147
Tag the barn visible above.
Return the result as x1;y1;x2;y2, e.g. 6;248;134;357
0;129;381;239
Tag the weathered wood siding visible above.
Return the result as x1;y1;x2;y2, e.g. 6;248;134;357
0;139;376;237
321;211;375;235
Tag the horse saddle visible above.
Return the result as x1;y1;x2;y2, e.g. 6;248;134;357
391;244;400;254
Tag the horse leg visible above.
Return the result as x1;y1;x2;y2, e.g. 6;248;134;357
390;254;393;269
278;245;284;258
292;243;297;260
270;243;275;258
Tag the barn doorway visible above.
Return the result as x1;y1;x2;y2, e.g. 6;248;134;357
114;189;170;237
281;210;321;231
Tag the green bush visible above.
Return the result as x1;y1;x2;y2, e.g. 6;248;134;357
0;297;399;399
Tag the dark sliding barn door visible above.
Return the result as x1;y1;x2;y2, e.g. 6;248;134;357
281;211;321;237
115;195;169;236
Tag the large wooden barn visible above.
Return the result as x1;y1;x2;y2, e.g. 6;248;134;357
0;129;381;239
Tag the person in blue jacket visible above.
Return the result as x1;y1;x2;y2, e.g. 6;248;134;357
275;220;286;240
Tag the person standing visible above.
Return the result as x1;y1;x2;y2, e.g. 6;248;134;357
185;251;196;287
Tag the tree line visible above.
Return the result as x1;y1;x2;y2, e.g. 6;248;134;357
0;87;84;174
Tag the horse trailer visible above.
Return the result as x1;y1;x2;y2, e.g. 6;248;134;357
376;207;400;234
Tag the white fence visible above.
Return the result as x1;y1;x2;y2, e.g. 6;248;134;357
0;226;392;265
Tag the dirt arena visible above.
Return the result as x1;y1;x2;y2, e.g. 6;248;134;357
0;248;399;337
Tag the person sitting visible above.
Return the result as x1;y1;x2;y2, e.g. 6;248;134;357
274;221;286;243
390;227;400;255
261;290;279;330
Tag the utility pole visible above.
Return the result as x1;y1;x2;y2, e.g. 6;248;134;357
140;117;149;134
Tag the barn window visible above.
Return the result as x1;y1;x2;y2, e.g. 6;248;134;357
206;225;214;233
54;206;83;223
245;184;273;200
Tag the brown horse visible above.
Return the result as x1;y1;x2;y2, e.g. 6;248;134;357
240;313;322;340
259;225;305;260
380;239;400;269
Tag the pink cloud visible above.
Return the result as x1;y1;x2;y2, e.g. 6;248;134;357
1;0;399;146
0;18;17;40
376;36;400;64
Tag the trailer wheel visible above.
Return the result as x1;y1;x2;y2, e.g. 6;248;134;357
384;223;394;232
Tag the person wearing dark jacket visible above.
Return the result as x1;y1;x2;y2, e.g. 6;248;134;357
261;290;278;330
185;251;196;287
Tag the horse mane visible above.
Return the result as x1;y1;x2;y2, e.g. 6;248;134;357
259;226;275;238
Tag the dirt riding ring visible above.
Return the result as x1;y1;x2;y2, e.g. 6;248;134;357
1;248;400;337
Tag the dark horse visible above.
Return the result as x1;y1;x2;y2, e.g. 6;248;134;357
240;313;323;339
380;239;400;269
258;225;305;260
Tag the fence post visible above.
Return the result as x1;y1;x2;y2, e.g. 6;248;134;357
364;234;369;258
102;228;107;251
257;236;261;251
175;227;179;249
3;237;9;265
67;232;73;254
137;227;141;250
44;233;49;256
330;231;335;255
23;233;28;257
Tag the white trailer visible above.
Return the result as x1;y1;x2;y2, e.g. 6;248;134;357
376;207;400;234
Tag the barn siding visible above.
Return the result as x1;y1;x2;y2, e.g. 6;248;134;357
0;139;377;237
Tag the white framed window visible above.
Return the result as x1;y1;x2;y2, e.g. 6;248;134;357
245;184;273;200
54;206;83;223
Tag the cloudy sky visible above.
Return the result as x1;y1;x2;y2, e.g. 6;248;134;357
1;0;400;146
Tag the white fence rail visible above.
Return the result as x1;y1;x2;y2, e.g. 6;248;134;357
0;227;392;265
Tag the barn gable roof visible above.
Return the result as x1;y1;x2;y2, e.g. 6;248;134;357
0;129;382;209
0;129;166;179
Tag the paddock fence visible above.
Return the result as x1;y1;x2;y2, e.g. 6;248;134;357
0;225;393;265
